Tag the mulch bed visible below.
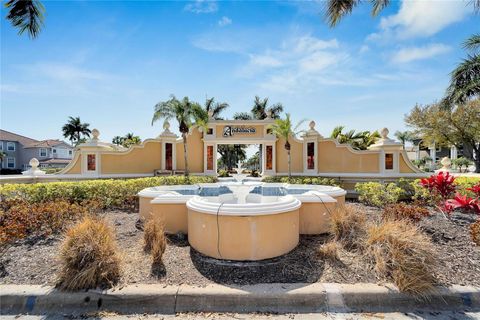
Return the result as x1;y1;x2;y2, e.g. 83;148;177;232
1;202;479;287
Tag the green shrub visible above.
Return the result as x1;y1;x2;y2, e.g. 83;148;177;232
217;169;230;178
262;176;339;186
0;176;217;209
355;182;403;207
455;177;480;198
452;157;473;173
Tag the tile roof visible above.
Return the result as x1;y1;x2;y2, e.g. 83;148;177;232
24;139;71;148
0;129;38;146
40;158;72;164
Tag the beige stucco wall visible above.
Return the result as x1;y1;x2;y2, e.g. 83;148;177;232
176;128;204;173
215;124;265;139
276;137;303;173
101;140;162;174
151;203;188;234
62;154;81;174
188;209;299;260
318;140;379;173
399;152;417;173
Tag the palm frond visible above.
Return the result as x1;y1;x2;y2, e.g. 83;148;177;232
5;0;45;39
324;0;360;27
445;54;480;105
371;0;389;16
463;33;480;53
233;112;253;120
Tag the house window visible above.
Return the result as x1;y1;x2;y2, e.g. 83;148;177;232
7;157;15;168
165;143;173;171
207;128;213;135
7;142;15;151
266;145;273;170
207;145;214;171
87;154;96;171
0;142;3;151
68;150;73;155
385;153;394;170
307;142;315;170
39;148;47;157
53;149;57;154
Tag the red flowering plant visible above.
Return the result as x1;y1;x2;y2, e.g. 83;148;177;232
445;194;480;215
420;172;456;200
467;183;480;197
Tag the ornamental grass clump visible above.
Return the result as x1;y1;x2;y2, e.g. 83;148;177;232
382;203;430;223
57;216;121;291
367;220;437;296
317;241;340;261
329;205;367;250
144;219;166;265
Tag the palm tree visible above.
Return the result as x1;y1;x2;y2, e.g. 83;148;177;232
4;0;45;38
444;34;480;105
152;95;203;176
112;136;124;146
122;133;141;147
251;96;284;120
324;0;480;27
0;151;6;169
204;97;229;120
62;116;91;146
394;130;414;150
269;113;306;179
330;126;379;150
233;112;253;120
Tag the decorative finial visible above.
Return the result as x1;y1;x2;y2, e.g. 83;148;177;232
380;127;389;139
207;110;214;119
266;110;272;119
309;121;316;130
92;128;100;140
163;120;170;131
29;158;39;170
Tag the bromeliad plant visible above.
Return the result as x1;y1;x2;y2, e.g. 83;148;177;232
420;171;456;201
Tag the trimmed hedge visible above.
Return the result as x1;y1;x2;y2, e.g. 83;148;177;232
0;176;217;209
262;176;339;186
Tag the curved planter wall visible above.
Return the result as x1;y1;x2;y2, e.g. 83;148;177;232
187;196;301;261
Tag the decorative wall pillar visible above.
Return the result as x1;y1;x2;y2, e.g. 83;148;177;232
302;121;322;174
367;128;403;176
159;121;178;172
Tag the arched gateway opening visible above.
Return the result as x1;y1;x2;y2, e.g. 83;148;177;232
203;118;277;175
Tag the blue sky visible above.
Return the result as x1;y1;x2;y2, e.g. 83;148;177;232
1;0;478;144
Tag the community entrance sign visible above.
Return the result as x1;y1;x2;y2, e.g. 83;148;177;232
222;125;257;137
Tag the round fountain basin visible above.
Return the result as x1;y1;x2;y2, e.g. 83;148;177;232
187;195;301;261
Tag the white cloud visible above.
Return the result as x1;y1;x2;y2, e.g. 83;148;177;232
369;0;469;40
218;16;232;27
184;0;218;14
359;45;370;54
392;43;451;63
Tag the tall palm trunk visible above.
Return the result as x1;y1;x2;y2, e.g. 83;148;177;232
285;140;291;180
182;133;189;177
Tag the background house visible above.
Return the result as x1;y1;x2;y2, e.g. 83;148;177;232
0;129;74;173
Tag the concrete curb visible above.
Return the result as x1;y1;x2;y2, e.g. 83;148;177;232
1;283;479;315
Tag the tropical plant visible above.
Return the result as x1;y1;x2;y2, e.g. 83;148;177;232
394;131;415;150
467;183;480;197
420;172;456;202
204;97;229;120
4;0;45;38
61;116;91;146
452;157;473;173
217;144;247;170
445;194;480;214
405;100;480;172
444;34;480;105
152;95;203;176
251;96;284;120
232;112;253;120
330;126;380;150
268;113;306;179
355;182;403;207
324;0;480;27
0;151;6;169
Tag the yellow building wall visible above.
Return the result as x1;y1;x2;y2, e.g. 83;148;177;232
276;137;303;173
318;140;379;173
215;124;265;139
399;152;417;173
176;128;204;173
61;154;81;174
101;140;162;174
